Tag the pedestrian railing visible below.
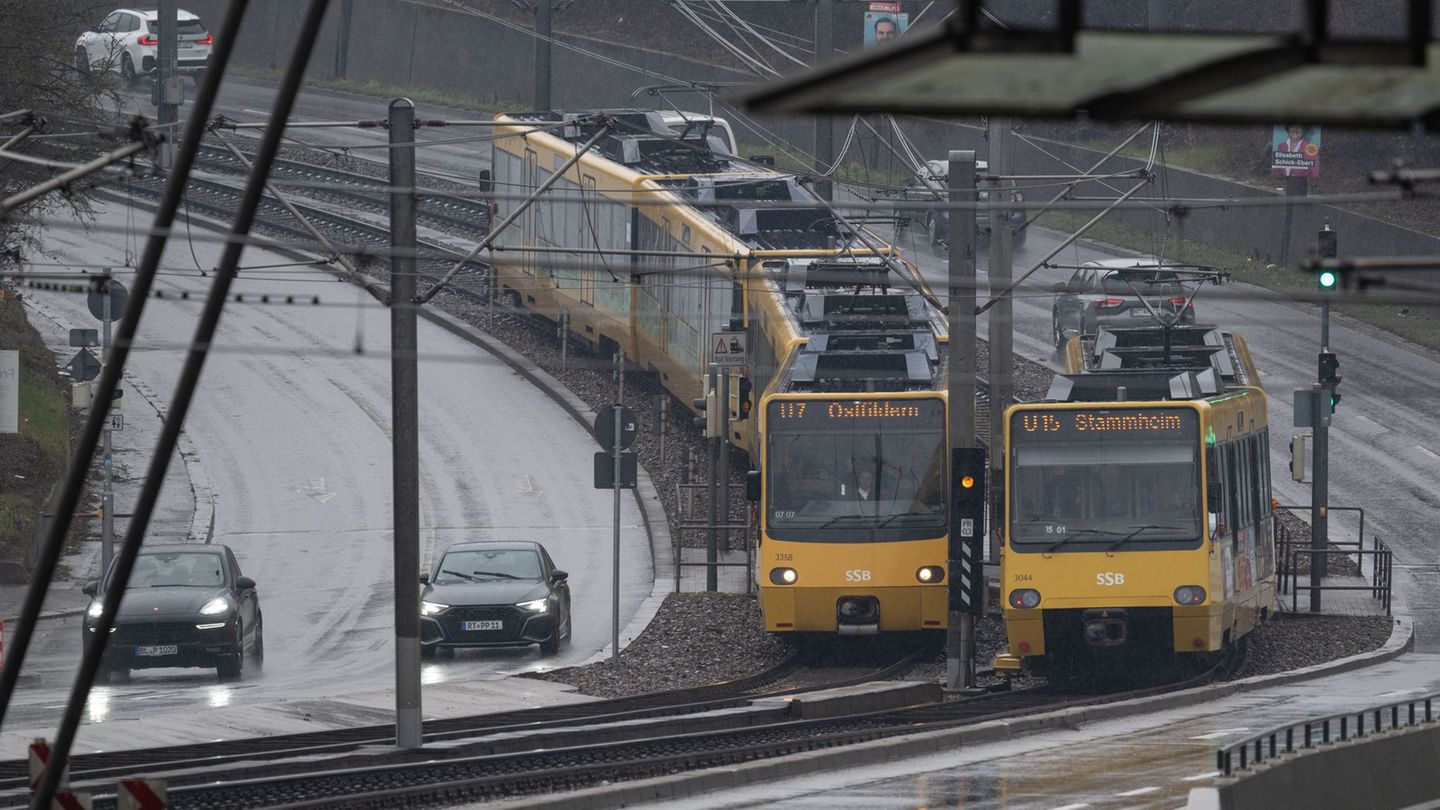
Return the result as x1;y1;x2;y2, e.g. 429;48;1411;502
1218;692;1439;776
1275;507;1393;615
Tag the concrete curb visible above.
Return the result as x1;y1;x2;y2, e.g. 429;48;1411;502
415;307;675;664
498;605;1416;810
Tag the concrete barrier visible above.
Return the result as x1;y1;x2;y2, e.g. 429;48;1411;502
1189;722;1440;810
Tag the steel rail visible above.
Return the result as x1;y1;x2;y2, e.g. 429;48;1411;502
131;659;1232;810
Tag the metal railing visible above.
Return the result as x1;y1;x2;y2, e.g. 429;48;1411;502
673;481;754;593
1218;692;1439;776
1274;505;1393;615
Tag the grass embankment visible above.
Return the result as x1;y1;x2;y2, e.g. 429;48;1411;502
1032;209;1440;353
0;287;74;579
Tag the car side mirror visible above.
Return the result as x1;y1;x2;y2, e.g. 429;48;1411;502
745;470;761;502
235;576;256;591
82;580;98;596
419;572;429;584
1052;281;1068;293
550;569;569;582
477;169;492;195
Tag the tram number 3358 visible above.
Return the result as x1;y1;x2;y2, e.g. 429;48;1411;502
1096;572;1126;586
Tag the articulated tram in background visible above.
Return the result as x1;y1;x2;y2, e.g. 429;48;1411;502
488;109;955;636
996;325;1276;674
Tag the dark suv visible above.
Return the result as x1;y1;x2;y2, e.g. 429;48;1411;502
1051;259;1197;348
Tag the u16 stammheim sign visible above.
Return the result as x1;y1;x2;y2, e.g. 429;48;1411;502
0;350;18;433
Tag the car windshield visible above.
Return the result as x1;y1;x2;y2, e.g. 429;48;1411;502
125;553;226;588
435;549;542;583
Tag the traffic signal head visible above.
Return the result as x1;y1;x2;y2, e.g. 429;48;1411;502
1317;268;1340;292
734;377;753;421
1319;351;1340;386
950;447;987;517
691;386;720;438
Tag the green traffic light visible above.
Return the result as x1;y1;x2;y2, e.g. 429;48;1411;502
1318;269;1339;290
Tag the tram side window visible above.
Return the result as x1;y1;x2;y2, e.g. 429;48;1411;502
1225;443;1240;535
1246;435;1263;525
1259;431;1272;512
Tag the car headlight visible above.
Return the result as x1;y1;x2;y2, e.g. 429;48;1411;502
420;600;449;616
516;598;549;613
87;601;104;619
199;596;232;616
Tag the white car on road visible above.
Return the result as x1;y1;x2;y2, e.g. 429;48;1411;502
75;8;212;87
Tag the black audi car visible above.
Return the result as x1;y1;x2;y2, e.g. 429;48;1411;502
83;544;263;680
420;541;571;657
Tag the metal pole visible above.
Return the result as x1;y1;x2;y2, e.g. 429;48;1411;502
101;282;113;581
0;0;250;734
388;98;423;749
659;396;667;463
611;400;622;666
812;0;834;201
535;0;553;110
706;365;719;592
1311;381;1326;610
987;118;1013;580
0;141;149;213
719;368;730;551
157;0;178;170
946;150;978;691
33;4;330;806
559;310;568;372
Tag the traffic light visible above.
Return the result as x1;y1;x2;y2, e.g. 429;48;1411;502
733;377;753;421
949;447;987;615
692;386;719;438
1316;226;1340;292
1319;352;1341;413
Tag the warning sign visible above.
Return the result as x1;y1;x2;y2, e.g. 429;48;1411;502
710;332;746;368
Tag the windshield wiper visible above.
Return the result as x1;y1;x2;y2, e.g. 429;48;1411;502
814;514;869;530
1104;525;1186;553
440;569;476;581
470;570;521;580
1043;529;1117;554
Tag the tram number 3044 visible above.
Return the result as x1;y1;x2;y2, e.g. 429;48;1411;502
1096;572;1126;586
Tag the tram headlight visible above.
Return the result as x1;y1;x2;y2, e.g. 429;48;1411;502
769;567;798;585
916;566;945;583
1008;589;1041;609
1173;585;1207;606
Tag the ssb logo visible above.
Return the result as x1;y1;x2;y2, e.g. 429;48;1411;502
845;569;873;582
1096;572;1126;586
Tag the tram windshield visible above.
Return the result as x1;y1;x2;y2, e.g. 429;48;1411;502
765;398;947;542
1008;407;1202;552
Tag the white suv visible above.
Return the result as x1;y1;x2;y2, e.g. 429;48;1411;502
75;8;212;87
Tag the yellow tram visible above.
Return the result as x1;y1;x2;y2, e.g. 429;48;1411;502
486;110;954;636
997;325;1276;671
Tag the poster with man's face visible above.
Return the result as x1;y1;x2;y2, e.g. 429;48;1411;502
1271;124;1321;178
864;12;908;47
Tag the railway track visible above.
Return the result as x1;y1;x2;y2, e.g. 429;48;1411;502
20;653;1230;810
0;649;921;807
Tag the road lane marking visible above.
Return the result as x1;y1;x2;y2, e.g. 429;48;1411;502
1352;413;1383;430
1416;445;1440;461
1116;787;1160;797
1049;804;1090;810
1183;771;1222;782
1189;728;1250;740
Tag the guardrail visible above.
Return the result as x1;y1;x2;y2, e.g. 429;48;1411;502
1218;691;1439;776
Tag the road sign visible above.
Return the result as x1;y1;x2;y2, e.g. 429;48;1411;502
710;332;747;368
66;349;101;383
69;329;99;348
593;451;638;488
87;280;128;323
593;404;637;450
107;412;124;432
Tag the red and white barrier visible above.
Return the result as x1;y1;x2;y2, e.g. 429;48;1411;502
28;738;90;809
117;778;166;810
